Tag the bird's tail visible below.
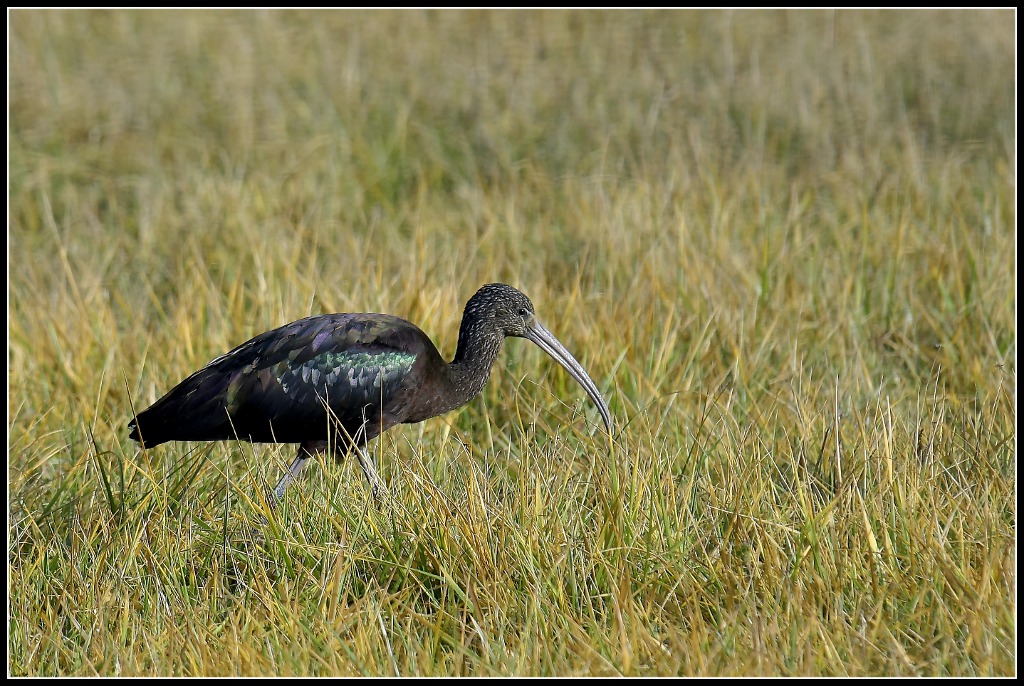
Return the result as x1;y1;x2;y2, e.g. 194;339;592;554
127;413;164;448
127;407;182;448
127;377;233;448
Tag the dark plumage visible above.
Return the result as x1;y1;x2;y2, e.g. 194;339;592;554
128;283;613;500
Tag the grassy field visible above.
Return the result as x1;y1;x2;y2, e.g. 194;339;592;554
8;9;1016;676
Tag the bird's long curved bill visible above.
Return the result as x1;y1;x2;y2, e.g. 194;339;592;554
525;320;614;436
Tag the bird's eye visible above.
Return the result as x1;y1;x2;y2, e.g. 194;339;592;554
518;307;529;317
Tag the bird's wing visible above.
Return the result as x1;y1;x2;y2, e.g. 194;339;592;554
130;314;427;445
220;315;424;435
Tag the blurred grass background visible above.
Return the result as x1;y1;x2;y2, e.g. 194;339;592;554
8;9;1015;676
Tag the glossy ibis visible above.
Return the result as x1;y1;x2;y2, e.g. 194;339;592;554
128;283;613;501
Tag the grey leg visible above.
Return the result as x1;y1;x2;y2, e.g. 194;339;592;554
272;441;322;501
270;437;387;504
272;454;309;501
354;446;387;501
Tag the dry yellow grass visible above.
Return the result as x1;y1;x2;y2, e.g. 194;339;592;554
8;9;1015;676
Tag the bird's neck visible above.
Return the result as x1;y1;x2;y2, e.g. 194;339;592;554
445;318;504;409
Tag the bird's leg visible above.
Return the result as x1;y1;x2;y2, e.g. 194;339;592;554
272;440;323;501
353;445;387;501
340;425;387;501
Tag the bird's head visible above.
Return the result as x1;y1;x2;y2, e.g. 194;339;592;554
463;283;613;435
464;283;537;338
